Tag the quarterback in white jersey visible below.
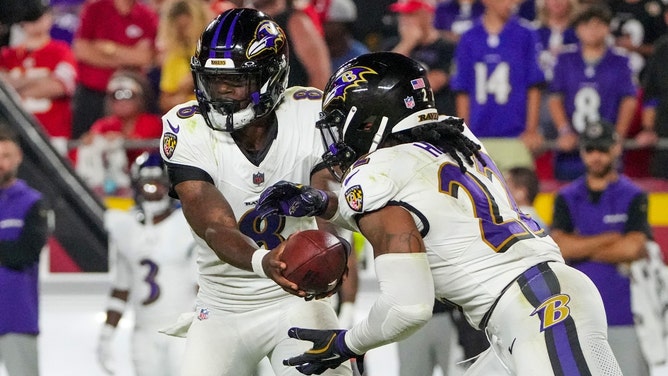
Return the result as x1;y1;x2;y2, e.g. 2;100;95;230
158;9;350;376
98;152;197;376
258;52;623;375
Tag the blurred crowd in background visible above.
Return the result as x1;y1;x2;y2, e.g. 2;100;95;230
0;0;667;197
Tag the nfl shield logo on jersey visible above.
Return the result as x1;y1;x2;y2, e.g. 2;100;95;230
197;308;209;321
252;172;265;185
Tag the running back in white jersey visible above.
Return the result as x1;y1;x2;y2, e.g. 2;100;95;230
337;125;564;329
160;87;327;311
105;208;198;330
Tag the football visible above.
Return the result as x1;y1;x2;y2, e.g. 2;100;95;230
281;230;349;296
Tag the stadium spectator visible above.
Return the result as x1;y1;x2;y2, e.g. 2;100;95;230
71;0;158;139
0;127;49;376
76;70;162;197
323;0;369;74
0;3;77;157
534;0;579;83
505;166;548;230
48;0;86;46
387;0;457;114
433;0;484;44
548;4;637;181
551;119;651;376
639;34;668;179
609;0;667;77
156;0;211;114
451;0;545;172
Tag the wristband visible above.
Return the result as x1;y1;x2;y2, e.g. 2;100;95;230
251;249;270;278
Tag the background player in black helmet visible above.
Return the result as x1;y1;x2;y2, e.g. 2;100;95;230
97;151;197;375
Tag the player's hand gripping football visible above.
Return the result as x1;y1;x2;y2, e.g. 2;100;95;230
283;328;365;375
256;181;328;219
261;241;309;299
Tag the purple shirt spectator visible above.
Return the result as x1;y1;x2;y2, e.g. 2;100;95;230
550;46;636;134
451;16;545;137
553;175;647;326
433;0;484;36
0;180;45;336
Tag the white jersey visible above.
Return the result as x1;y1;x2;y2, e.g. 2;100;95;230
160;87;325;312
337;122;564;329
105;208;197;330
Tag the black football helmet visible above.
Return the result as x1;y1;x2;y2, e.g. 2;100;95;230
191;8;289;132
130;152;174;217
318;52;439;181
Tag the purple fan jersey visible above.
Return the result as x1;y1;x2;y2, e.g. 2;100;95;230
557;176;646;326
550;46;637;133
434;0;484;35
451;17;545;137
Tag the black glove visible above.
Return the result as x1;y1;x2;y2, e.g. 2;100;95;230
256;181;328;219
283;328;365;375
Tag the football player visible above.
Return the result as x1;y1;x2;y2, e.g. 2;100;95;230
257;52;623;375
158;8;352;376
98;151;198;375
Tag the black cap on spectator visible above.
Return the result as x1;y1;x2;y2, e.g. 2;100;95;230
572;3;612;27
580;120;618;149
23;2;50;23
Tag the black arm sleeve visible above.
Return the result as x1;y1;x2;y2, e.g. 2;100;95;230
165;162;215;199
0;200;49;270
625;193;653;238
551;194;574;233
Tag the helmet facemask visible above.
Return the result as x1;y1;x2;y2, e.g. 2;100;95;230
318;106;377;182
130;153;174;220
194;69;263;131
136;175;172;218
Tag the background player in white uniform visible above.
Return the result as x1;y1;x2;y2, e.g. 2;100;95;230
257;52;623;375
98;152;198;376
159;8;352;376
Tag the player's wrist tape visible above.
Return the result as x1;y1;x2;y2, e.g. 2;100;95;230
106;296;127;313
252;249;270;278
